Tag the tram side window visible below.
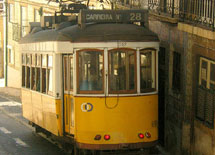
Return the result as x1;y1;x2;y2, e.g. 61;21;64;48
31;54;36;90
108;49;136;93
140;50;156;93
48;55;53;93
36;54;41;92
70;56;73;90
36;67;40;92
42;55;47;93
22;54;26;87
78;50;104;93
26;55;31;89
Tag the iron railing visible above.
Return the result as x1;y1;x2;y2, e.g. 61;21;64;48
12;23;28;41
148;0;180;18
148;0;215;30
180;0;215;30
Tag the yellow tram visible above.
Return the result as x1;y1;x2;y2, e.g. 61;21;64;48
20;7;159;152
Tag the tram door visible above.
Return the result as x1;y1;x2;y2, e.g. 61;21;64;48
63;55;74;135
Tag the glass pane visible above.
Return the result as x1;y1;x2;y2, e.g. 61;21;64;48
48;69;53;92
109;50;136;92
26;55;31;65
201;60;207;88
64;57;68;91
31;68;36;90
42;55;47;67
70;56;73;90
26;67;30;88
36;68;40;92
36;55;41;66
78;51;103;92
140;52;154;92
42;68;46;93
48;55;53;67
22;54;26;65
22;66;25;87
32;54;36;66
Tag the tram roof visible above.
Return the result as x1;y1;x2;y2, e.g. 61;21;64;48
19;23;159;44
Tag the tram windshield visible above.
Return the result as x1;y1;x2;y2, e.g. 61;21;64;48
78;50;104;93
140;50;156;92
108;49;136;93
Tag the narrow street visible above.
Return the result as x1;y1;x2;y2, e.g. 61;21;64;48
0;93;65;155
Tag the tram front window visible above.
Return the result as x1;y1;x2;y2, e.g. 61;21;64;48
78;51;103;93
140;50;156;92
108;49;136;93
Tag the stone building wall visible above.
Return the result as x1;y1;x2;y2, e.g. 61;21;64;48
149;15;215;155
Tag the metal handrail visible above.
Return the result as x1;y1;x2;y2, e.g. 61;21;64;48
148;0;215;30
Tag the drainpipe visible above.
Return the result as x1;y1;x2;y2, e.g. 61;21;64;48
3;0;8;87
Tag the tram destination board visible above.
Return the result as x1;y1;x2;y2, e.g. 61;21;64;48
78;10;148;28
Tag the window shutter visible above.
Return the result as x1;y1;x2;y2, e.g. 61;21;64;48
196;87;206;120
205;91;214;125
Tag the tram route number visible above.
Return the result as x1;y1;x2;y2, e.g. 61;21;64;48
130;13;142;21
80;10;146;25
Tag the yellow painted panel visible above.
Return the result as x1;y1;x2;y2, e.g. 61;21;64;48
56;99;63;136
32;108;44;127
32;92;43;127
74;95;158;144
32;93;42;110
42;96;56;113
43;112;58;135
21;89;62;136
22;89;33;121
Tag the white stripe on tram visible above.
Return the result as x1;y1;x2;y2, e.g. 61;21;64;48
0;127;12;134
13;138;29;147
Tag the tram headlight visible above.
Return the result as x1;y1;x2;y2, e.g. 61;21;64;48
94;135;102;140
145;132;151;138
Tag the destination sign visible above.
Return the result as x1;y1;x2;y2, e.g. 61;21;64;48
78;9;148;28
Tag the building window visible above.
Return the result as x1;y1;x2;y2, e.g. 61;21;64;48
20;6;27;37
9;4;14;22
34;9;40;22
172;52;181;93
77;50;104;93
140;49;156;93
8;48;14;65
196;57;215;128
108;49;136;94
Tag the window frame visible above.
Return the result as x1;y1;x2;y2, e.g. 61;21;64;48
41;54;47;94
76;49;104;94
139;48;156;93
47;55;53;95
108;48;137;94
196;57;215;128
8;3;14;22
22;54;26;88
